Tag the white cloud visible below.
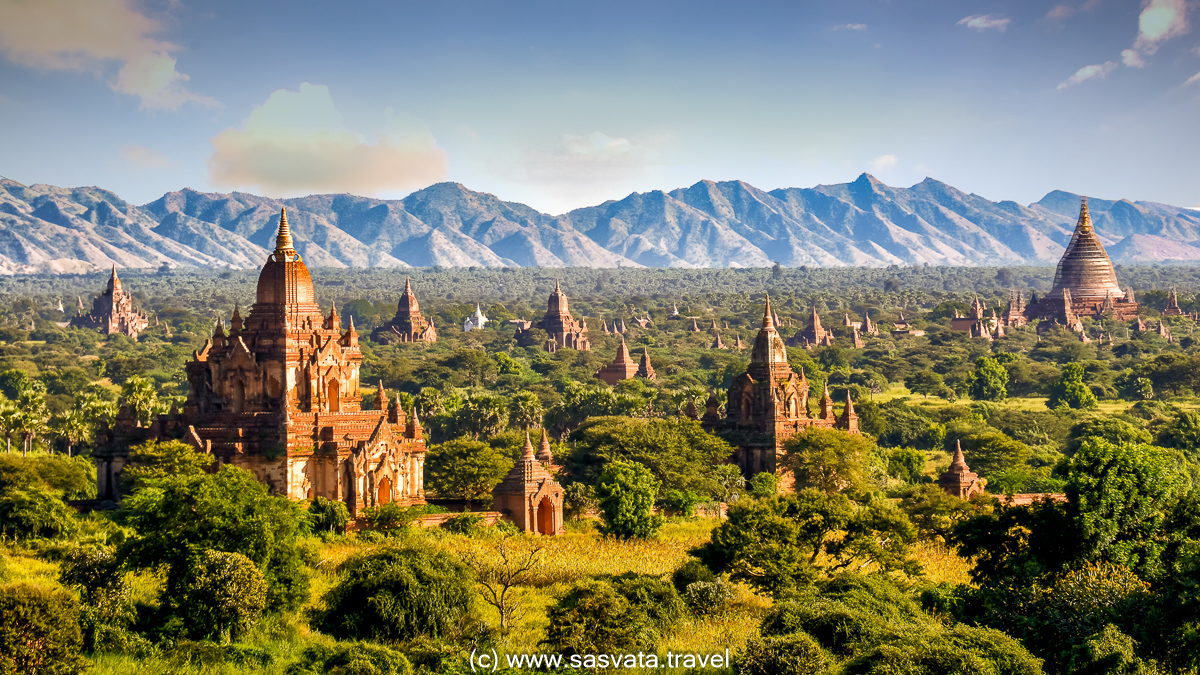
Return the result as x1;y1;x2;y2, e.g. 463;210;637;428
1045;0;1101;21
0;0;214;110
1057;61;1118;89
1133;0;1189;55
869;154;898;171
957;14;1012;32
1184;71;1200;86
121;144;176;170
1121;49;1147;67
562;132;632;160
208;83;448;196
833;24;869;31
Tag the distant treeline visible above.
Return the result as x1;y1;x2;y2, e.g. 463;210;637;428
5;264;1200;331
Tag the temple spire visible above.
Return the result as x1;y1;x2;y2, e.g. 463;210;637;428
762;294;775;329
1076;196;1092;235
522;430;536;460
275;208;295;252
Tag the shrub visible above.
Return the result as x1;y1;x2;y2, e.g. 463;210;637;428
0;582;86;675
841;624;1044;675
595;460;662;539
1064;624;1156;675
542;579;657;656
312;545;476;642
286;642;413;675
735;633;833;675
57;545;131;649
363;502;424;535
0;484;76;540
660;489;703;517
748;472;780;498
178;550;268;642
307;497;351;535
440;513;485;535
672;558;716;594
167;640;273;668
684;579;735;615
606;573;685;631
563;482;596;521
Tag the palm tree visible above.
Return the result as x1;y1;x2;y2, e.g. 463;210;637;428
119;376;158;427
0;397;17;454
507;392;543;430
52;406;92;457
16;382;49;456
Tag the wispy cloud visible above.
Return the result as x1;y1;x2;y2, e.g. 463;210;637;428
1044;0;1101;21
562;132;632;160
1121;49;1147;67
1057;61;1118;89
1184;71;1200;86
869;154;898;172
208;83;447;196
121;144;176;170
0;0;215;110
957;14;1012;32
833;24;869;31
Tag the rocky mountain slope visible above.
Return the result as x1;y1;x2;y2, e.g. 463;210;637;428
1;174;1197;273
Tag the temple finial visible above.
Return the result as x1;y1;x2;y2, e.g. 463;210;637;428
522;430;536;459
1077;197;1092;235
762;294;775;329
275;208;295;252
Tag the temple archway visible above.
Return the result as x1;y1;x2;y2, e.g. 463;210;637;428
377;476;392;505
232;380;246;413
341;459;355;511
327;379;341;412
536;496;554;535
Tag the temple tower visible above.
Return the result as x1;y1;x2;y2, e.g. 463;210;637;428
517;280;590;352
938;440;985;499
492;432;565;535
69;266;150;339
371;276;437;343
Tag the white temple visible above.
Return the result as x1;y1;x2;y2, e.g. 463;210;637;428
463;305;489;331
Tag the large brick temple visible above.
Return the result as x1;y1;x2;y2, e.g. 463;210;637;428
95;209;427;514
706;296;859;480
516;280;590;352
1024;197;1138;331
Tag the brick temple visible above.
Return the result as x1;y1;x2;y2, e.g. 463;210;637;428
707;296;859;481
516;280;590;352
95;209;427;514
70;266;150;339
370;277;437;344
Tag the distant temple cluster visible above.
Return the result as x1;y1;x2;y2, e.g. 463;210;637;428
70;267;150;339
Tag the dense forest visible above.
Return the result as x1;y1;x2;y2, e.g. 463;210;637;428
4;264;1200;674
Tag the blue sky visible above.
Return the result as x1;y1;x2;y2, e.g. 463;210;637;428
0;0;1197;214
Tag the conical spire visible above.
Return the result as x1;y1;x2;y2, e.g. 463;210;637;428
375;380;386;410
522;430;536;460
538;428;553;462
405;276;412;293
950;440;969;471
616;334;631;362
107;265;122;293
275;208;295;252
1076;196;1092;235
762;294;775;329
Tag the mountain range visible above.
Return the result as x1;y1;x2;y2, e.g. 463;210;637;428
2;174;1199;274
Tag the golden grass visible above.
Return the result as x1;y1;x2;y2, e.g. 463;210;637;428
911;541;973;586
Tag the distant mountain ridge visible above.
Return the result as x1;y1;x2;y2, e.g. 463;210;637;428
1;174;1199;274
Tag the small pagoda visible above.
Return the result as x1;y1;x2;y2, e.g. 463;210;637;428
594;335;640;385
492;431;564;535
939;440;985;499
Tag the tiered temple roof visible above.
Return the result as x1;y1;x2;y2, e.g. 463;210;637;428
95;209;427;516
516;280;590;352
371;277;437;343
69;266;150;339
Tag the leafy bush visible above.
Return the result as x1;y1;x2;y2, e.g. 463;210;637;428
672;558;716;594
606;572;685;631
178;550;268;642
311;545;477;642
735;632;833;675
286;642;413;675
0;582;86;675
748;472;780;498
167;640;273;668
57;545;131;649
0;484;76;540
440;513;485;535
542;579;657;656
307;496;351;535
595;460;663;539
684;579;735;615
563;482;596;521
660;489;703;517
363;502;425;534
841;624;1044;675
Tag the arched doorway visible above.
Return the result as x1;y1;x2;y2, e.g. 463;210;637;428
232;381;246;413
536;496;555;535
327;379;341;412
342;459;355;511
377;476;392;505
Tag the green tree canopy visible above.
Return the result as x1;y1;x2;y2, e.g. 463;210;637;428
968;356;1009;402
117;464;309;613
783;427;880;495
424;438;513;508
1048;362;1098;410
692;490;921;596
564;416;733;498
595;460;663;539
